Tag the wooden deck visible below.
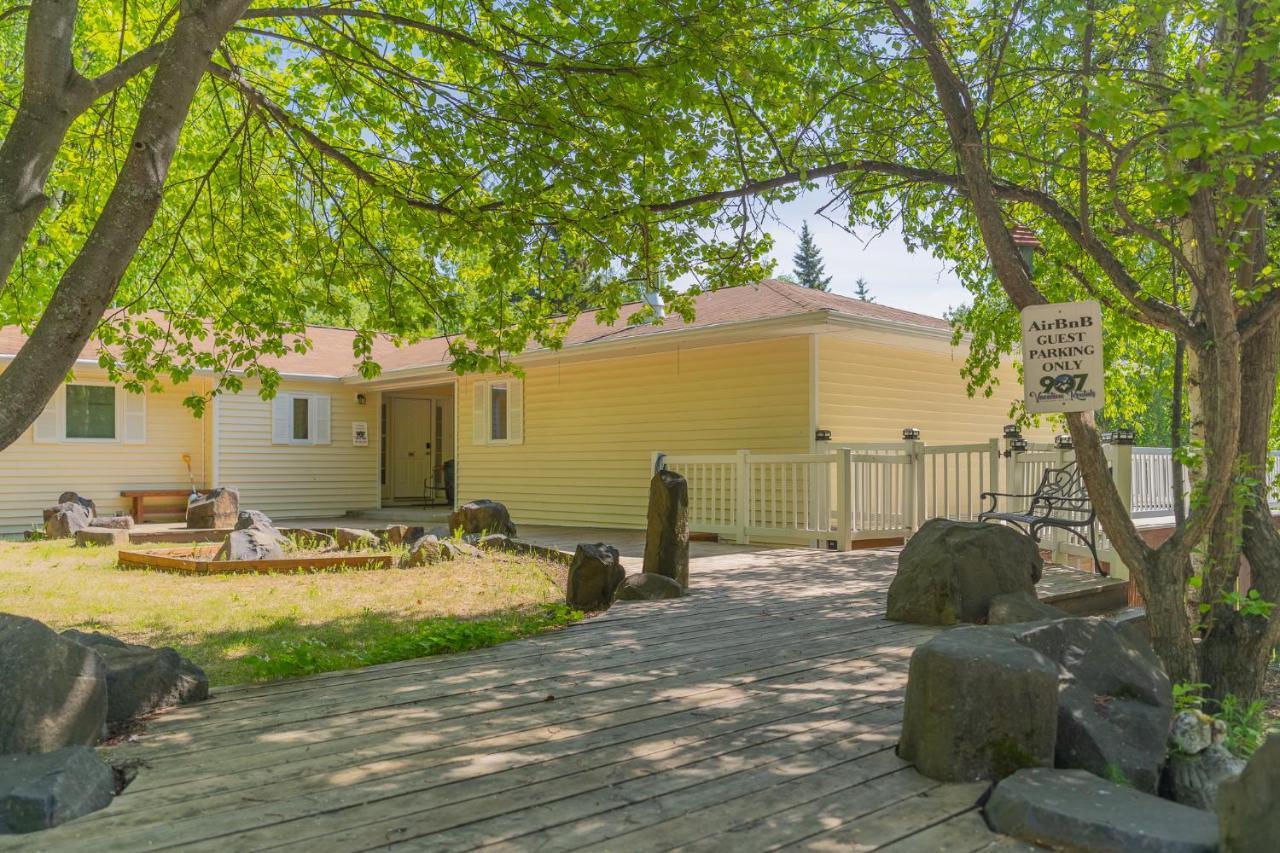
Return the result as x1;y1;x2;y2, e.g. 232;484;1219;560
8;548;1121;851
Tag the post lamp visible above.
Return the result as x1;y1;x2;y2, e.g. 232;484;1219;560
1054;434;1074;450
1002;424;1022;439
1106;427;1136;445
902;427;921;441
1009;437;1029;452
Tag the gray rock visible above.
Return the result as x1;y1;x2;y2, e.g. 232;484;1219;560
186;487;239;529
613;572;685;602
214;523;285;561
1011;617;1172;793
400;535;444;568
334;528;380;550
1217;734;1280;852
987;590;1068;625
56;492;96;518
1170;710;1215;756
0;746;115;834
234;510;273;530
449;500;517;538
287;529;337;550
985;767;1218;853
74;527;130;547
887;518;1043;625
92;515;133;530
477;534;574;565
566;543;625;610
0;614;107;754
43;502;92;539
1166;743;1245;811
61;631;208;724
441;540;482;559
642;470;690;587
898;626;1058;782
379;524;422;547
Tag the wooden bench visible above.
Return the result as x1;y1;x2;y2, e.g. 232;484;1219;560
977;461;1103;575
120;489;202;524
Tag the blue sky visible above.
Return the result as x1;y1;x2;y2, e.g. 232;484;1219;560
765;191;970;319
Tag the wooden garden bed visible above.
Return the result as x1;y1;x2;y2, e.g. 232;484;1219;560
117;544;395;575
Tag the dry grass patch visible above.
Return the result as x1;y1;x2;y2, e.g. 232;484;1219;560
0;540;577;686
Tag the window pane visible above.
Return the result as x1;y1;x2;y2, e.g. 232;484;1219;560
490;385;508;441
65;385;115;439
292;396;310;441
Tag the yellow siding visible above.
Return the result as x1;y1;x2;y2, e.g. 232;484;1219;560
456;337;811;529
214;379;379;520
817;334;1033;444
0;368;211;533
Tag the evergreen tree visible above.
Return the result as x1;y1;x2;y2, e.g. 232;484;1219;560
854;277;875;302
791;222;832;291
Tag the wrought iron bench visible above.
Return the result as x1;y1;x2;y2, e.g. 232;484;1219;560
978;461;1103;575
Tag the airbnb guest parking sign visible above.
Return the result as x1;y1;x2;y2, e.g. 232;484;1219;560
1021;301;1104;414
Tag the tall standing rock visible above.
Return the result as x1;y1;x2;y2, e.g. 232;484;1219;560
566;543;625;610
642;470;689;587
0;615;107;754
186;487;239;530
1218;735;1280;852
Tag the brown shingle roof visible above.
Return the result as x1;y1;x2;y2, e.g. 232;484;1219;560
0;279;951;379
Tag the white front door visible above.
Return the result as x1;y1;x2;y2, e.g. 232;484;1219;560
391;397;433;501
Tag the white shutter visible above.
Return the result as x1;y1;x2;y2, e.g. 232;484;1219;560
271;394;291;444
123;390;146;443
33;386;63;443
312;395;331;445
507;379;523;445
472;381;488;445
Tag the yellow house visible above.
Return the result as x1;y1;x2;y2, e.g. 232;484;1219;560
0;280;1029;534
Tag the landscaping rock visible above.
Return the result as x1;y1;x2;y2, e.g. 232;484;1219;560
56;492;96;518
380;524;422;547
1170;710;1216;756
0;614;107;754
0;746;115;834
334;528;380;550
74;527;130;547
186;487;239;529
288;529;337;550
985;767;1218;853
234;510;273;530
476;534;574;564
642;470;689;587
60;631;208;724
1011;617;1172;793
43;502;92;539
987;590;1068;625
94;515;133;530
1166;744;1245;811
566;543;625;610
400;535;444;567
898;626;1058;782
613;572;685;602
1217;734;1280;852
441;540;482;559
214;523;285;561
449;499;517;537
887;518;1043;625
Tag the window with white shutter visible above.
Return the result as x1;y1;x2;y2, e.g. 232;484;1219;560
271;392;331;446
472;379;523;446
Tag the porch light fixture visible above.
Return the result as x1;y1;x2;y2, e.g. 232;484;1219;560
356;393;367;405
1002;424;1022;439
1054;434;1074;449
902;427;921;440
1009;437;1029;452
1106;427;1136;445
814;429;832;442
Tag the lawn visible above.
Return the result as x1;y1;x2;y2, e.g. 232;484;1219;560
0;539;580;686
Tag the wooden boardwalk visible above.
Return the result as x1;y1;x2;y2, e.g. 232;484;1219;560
7;548;1112;852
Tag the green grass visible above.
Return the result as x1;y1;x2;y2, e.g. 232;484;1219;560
0;539;580;686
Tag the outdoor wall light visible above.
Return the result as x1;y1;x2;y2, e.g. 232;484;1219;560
814;429;832;442
902;427;921;440
1002;423;1022;439
1054;434;1074;449
1009;437;1029;452
356;393;367;405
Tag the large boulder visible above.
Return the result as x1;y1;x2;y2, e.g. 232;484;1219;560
613;572;685;602
186;487;239;529
214;523;285;561
1166;744;1246;811
449;500;516;537
74;528;130;548
1011;617;1172;793
234;509;273;530
0;746;115;834
985;767;1218;853
1217;734;1280;852
566;543;625;610
61;631;208;725
56;492;96;518
43;502;92;540
642;470;689;587
334;527;380;551
987;591;1068;625
898;626;1058;782
887;519;1043;625
0;614;107;754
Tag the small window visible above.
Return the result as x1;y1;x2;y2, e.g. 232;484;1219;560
292;396;310;442
490;384;508;441
65;385;115;440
